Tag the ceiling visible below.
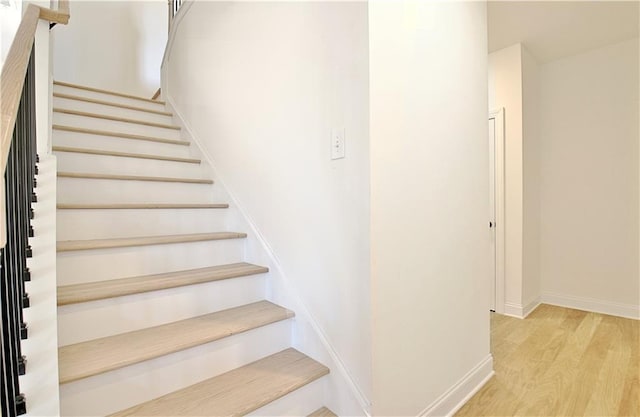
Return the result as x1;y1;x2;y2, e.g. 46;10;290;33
488;1;640;63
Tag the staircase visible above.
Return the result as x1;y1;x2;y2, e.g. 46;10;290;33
52;81;336;416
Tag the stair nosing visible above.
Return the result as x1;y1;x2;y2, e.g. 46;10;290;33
54;108;181;130
58;301;295;384
57;172;213;184
57;203;229;210
53;80;166;105
53;92;173;116
107;348;329;417
57;232;247;252
52;125;190;146
57;262;268;305
53;146;201;164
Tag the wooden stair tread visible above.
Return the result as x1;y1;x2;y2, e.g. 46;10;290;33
57;203;229;209
53;92;173;116
58;301;294;384
53;125;189;146
309;407;338;417
57;232;247;252
53;146;201;164
54;108;181;130
108;348;329;416
57;262;268;305
57;172;212;184
54;80;166;105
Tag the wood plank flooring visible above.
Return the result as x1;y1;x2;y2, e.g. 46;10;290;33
108;348;329;416
53;80;166;105
58;301;294;384
53;108;181;130
52;125;190;146
53;92;173;116
57;262;268;305
456;304;639;417
53;146;201;163
57;172;213;184
57;232;246;252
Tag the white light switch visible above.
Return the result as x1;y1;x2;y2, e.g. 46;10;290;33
331;128;345;160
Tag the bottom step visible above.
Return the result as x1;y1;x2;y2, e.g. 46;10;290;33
109;348;329;416
309;407;338;416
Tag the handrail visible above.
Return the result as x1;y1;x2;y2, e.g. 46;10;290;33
0;1;70;247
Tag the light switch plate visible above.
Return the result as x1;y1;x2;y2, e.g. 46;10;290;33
331;127;345;160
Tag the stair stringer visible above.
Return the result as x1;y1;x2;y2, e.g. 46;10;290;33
163;95;371;417
21;154;61;417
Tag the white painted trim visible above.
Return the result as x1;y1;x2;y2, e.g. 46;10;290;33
163;93;372;416
22;154;60;417
502;298;540;319
522;298;541;318
541;292;640;320
503;302;524;318
417;355;494;417
20;21;61;417
489;108;505;315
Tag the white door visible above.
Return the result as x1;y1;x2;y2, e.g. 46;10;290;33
488;117;497;312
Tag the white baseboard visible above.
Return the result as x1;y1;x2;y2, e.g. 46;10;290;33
541;292;640;320
503;302;521;318
503;298;541;319
522;298;541;318
418;355;494;417
503;302;524;319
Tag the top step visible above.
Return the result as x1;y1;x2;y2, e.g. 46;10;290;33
53;81;167;111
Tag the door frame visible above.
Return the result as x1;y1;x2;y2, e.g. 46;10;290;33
489;108;505;314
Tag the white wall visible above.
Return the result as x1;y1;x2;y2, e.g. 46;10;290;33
488;43;542;316
539;37;639;318
488;44;525;312
370;2;492;415
0;0;22;68
52;0;166;97
521;46;541;309
163;0;372;409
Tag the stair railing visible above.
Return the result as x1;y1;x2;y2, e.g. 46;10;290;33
0;2;69;416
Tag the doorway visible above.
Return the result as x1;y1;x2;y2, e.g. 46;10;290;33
489;108;505;314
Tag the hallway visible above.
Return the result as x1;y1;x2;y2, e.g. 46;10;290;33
457;305;639;416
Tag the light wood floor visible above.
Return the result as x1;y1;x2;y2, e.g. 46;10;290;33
456;304;639;417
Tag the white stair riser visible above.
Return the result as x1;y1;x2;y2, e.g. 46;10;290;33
53;129;193;158
57;208;231;240
248;378;326;417
59;321;292;417
54;151;207;179
53;85;166;111
53;112;182;140
53;96;174;125
57;239;246;285
57;178;221;204
58;275;266;345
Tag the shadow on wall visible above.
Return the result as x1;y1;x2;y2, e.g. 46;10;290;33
52;0;166;97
